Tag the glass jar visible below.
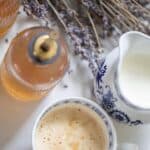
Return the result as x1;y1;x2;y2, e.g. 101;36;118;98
0;27;69;101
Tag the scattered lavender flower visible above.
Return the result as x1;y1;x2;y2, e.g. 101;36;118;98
63;84;68;88
68;69;73;74
5;38;8;43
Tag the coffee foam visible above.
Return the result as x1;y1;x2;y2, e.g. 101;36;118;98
34;103;109;150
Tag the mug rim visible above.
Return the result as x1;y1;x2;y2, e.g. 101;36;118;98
32;97;117;150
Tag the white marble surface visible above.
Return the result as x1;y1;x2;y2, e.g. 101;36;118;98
0;9;150;150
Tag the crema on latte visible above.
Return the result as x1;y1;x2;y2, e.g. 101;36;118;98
34;103;109;150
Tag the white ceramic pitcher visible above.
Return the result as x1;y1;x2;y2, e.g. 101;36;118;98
94;31;150;125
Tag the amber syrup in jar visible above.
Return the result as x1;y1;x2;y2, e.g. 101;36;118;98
0;27;69;101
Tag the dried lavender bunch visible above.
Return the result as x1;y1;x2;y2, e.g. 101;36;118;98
47;0;102;75
23;0;150;37
104;0;149;33
22;0;150;75
81;0;150;34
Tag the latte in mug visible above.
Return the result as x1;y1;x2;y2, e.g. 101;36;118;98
34;103;109;150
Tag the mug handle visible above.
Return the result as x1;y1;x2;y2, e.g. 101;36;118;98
118;143;139;150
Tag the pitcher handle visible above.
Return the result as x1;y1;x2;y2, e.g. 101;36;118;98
118;143;139;150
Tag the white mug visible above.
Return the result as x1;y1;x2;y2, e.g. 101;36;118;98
32;97;138;150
